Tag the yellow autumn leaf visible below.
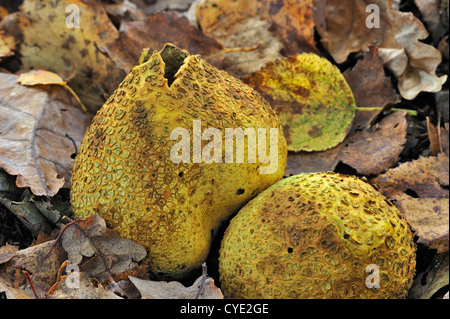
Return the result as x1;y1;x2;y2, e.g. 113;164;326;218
244;53;356;152
17;70;86;112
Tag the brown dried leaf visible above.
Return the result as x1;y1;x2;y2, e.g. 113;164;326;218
343;47;400;108
47;271;122;299
18;0;126;112
61;215;147;281
286;110;407;176
0;73;93;196
371;153;449;198
338;110;408;175
198;0;316;54
316;0;447;100
0;244;19;264
104;12;224;74
197;0;317;77
128;274;223;299
0;278;34;299
0;239;62;288
414;0;449;43
371;153;449;252
396;197;448;252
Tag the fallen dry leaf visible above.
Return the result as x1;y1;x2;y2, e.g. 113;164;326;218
197;0;317;55
343;47;400;109
316;0;447;100
0;187;72;239
0;277;35;299
128;273;223;299
18;0;126;112
0;72;94;196
104;12;224;74
397;197;448;251
338;110;408;175
61;215;147;282
371;153;449;253
47;271;121;299
379;9;447;100
414;0;449;43
196;0;317;77
371;153;449;198
0;239;62;288
244;53;356;152
196;0;283;77
17;69;87;112
286;110;408;176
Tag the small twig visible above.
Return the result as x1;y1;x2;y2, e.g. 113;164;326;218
63;84;87;112
22;270;40;299
358;106;418;116
56;260;70;283
195;262;208;299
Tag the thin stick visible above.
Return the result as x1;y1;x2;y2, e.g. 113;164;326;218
195;262;208;299
56;260;69;283
357;106;417;116
63;84;87;112
23;270;40;299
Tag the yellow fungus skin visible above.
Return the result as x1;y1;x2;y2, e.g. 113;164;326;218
219;172;416;298
70;44;287;279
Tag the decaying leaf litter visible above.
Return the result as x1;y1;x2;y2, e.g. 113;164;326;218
0;0;448;299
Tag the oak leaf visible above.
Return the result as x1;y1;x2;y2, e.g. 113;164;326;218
61;215;147;282
315;0;447;100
